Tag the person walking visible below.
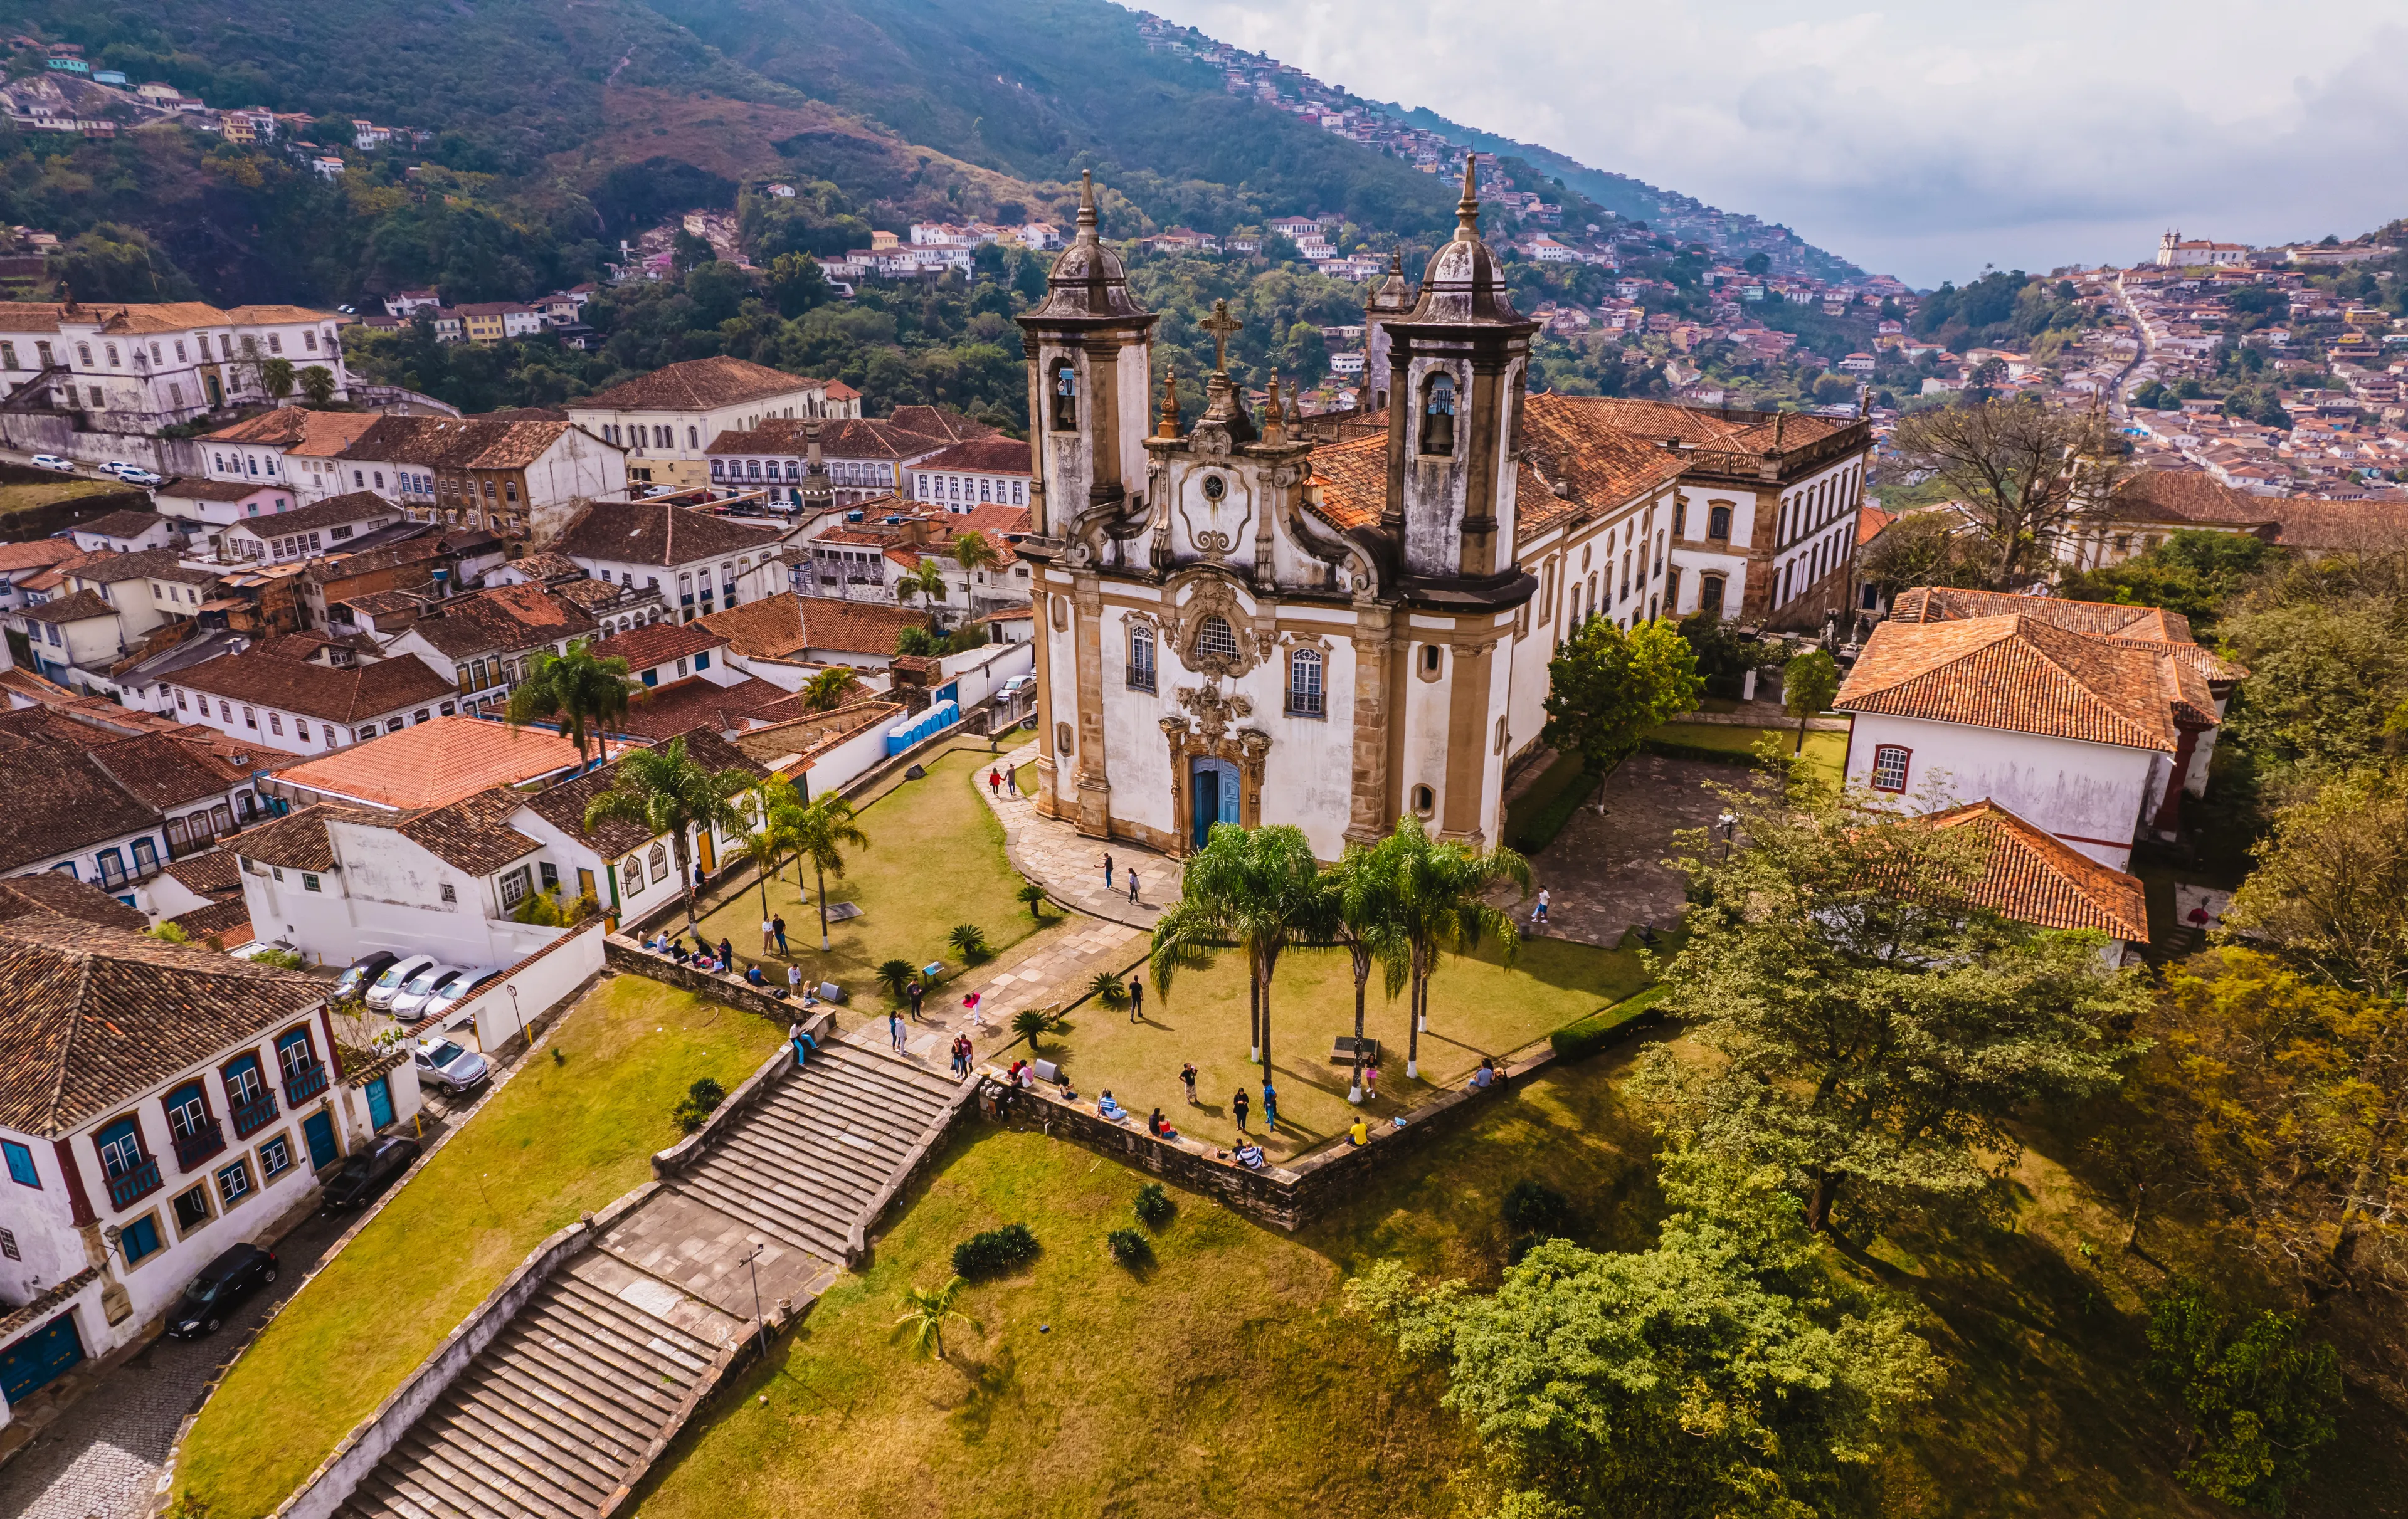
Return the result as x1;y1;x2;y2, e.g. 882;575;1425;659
889;1006;906;1051
1127;975;1144;1024
1102;852;1115;889
1261;1080;1278;1134
988;767;1001;796
1126;868;1139;906
1232;1087;1250;1134
1532;888;1551;930
1364;1059;1380;1099
1180;1062;1198;1105
773;915;789;956
787;964;803;999
760;914;776;955
1005;765;1018;797
906;979;925;1022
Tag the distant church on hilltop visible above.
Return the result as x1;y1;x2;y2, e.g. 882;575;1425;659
1015;162;1872;858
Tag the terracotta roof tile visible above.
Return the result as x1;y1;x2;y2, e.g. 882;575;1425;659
0;734;162;871
911;437;1033;475
586;619;726;670
521;760;658;858
1835;614;2182;752
885;405;996;443
271;717;598;810
228;806;347;871
0;539;85;574
549;500;787;568
397;788;543;875
794;599;933;658
161;848;243;898
223;490;399;539
398;583;599;659
698;592;810;659
1929;801;2151;942
169;897;254;946
0;873;150;932
174;649;457;724
576;357;818;413
611;676;796;741
0;914;327;1136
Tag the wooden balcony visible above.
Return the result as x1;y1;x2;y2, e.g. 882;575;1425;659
283;1061;329;1105
230;1091;280;1140
105;1157;161;1211
170;1117;226;1171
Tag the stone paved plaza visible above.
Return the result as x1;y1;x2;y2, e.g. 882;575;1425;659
1524;752;1732;947
973;742;1186;926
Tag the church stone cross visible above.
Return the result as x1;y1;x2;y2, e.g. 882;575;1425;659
1201;300;1242;375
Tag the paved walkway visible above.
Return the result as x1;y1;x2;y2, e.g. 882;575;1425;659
973;742;1185;927
844;913;1145;1069
1525;752;1731;947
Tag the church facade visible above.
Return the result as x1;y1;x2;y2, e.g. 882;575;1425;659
1015;166;1871;859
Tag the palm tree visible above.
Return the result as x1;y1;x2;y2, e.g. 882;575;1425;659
800;666;863;712
509;639;640;769
1320;843;1406;1103
791;791;870;951
950;530;998;604
581;736;754;927
736;775;808;925
891;1275;978;1362
1376;818;1533;1080
894;559;948;610
1150;823;1326;1085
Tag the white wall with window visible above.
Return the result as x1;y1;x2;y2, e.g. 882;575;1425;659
237;814;571;970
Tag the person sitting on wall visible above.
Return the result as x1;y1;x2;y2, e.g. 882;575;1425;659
1148;1107;1178;1140
1097;1090;1127;1122
1234;1142;1265;1170
745;964;768;987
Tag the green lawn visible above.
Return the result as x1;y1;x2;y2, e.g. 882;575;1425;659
633;1034;2408;1519
173;975;783;1519
1646;719;1847;781
1018;932;1661;1162
0;477;117;516
695;750;1055;1017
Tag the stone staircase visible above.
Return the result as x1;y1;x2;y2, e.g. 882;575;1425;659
669;1039;963;1261
325;1040;967;1519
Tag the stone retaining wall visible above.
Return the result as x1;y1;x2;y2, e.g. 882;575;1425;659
605;934;816;1022
846;1072;980;1265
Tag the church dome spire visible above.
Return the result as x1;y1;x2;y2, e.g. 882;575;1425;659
1405;154;1527;328
1027;170;1148;323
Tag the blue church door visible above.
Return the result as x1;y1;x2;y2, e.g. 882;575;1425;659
1191;757;1241;848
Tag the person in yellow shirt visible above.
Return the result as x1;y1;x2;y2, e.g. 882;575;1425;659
1348;1117;1369;1147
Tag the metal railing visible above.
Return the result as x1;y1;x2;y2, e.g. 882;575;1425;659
230;1091;279;1140
105;1157;161;1211
171;1118;226;1170
283;1061;329;1106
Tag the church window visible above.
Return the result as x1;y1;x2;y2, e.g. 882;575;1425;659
1707;505;1733;540
1127;623;1157;693
1621;552;1633;601
1411;784;1435;816
1421;644;1442;675
1871;744;1911;793
1286;649;1324;717
1420;371;1457;457
1051;362;1078;430
1672;498;1686;535
1196;614;1238;664
623;856;643;895
1700;573;1727;614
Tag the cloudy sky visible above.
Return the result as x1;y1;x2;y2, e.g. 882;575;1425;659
1143;0;2408;288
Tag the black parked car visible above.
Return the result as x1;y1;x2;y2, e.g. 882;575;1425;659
320;1135;421;1212
332;949;401;1004
164;1243;278;1338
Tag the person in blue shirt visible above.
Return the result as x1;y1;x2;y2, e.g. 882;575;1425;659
1260;1081;1277;1133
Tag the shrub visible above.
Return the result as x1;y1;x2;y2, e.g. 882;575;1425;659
1133;1183;1174;1231
1010;1005;1062;1051
149;922;190;945
1504;1180;1570;1238
1106;1227;1152;1268
952;1222;1040;1280
672;1076;727;1133
251;947;305;970
948;922;990;963
1548;987;1668;1062
877;958;918;999
1087;970;1129;1008
1015;881;1048;919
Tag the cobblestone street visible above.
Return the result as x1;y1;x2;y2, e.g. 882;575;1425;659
1523;752;1733;947
0;1209;349;1519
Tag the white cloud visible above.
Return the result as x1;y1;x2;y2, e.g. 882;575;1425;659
1140;0;2408;286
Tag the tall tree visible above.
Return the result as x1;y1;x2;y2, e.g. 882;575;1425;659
1782;648;1841;754
507;639;639;767
298;365;338;406
1891;397;2083;587
1348;1148;1941;1517
2221;768;2408;1000
736;775;808;926
1149;823;1326;1083
1319;843;1406;1103
789;791;871;952
1541;616;1703;794
260;357;296;403
2145;1277;2342;1513
950;528;998;577
1635;763;2144;1233
582;737;753;927
894;559;948;610
1376;818;1531;1080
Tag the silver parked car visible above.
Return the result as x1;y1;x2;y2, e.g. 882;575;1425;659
413;1036;491;1093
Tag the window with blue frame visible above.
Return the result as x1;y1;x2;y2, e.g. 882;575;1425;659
695;651;710;671
120;1214;161;1264
50;861;73;880
275;1028;315;1081
95;846;124;885
95;1117;142;1179
2;1139;37;1187
132;837;158;873
224;1054;263;1109
164;1081;207;1143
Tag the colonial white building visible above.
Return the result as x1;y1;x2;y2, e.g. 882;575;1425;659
0;298;351;427
1834;588;2242;871
564;358;857;491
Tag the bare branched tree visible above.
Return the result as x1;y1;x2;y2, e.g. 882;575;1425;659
1892;398;2083;588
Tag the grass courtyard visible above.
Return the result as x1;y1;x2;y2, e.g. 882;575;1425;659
1646;718;1848;779
626;1024;2408;1518
172;975;783;1519
693;749;1057;1016
1022;933;1664;1161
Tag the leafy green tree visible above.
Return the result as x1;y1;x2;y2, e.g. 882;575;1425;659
790;791;871;953
736;775;808;926
2056;529;2271;636
1348;1148;1941;1517
894;624;939;657
1541;616;1704;783
2218;555;2408;777
950;528;998;577
2145;1278;2341;1513
799;666;863;712
1375;817;1531;1081
894;559;948;609
506;638;638;767
1782;648;1840;753
297;364;338;406
260;357;296;402
46;223;199;302
1149;823;1326;1082
766;251;828;317
1635;762;2145;1233
891;1276;978;1362
582;736;754;927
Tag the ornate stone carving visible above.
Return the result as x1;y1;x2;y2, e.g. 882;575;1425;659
1158;569;1268;678
1174;681;1253;744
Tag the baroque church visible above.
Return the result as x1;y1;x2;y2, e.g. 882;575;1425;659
1016;163;1874;858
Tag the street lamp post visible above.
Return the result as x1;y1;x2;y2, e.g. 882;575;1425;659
743;1242;768;1355
1718;812;1738;860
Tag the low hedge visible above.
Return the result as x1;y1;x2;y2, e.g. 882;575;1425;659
1639;737;1767;767
1506;767;1602;853
953;1222;1040;1279
1548;986;1671;1062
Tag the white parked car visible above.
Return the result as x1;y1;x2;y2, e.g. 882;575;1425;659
28;454;75;473
364;953;441;1011
388;964;470;1021
413;1036;491;1093
420;967;502;1027
108;463;163;487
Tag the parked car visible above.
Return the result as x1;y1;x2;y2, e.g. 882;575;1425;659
321;1135;421;1212
413;1036;492;1093
387;964;468;1021
115;465;163;487
163;1244;278;1338
420;967;501;1027
28;453;75;473
332;949;401;1004
364;952;441;1011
